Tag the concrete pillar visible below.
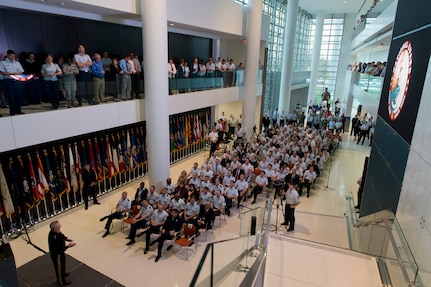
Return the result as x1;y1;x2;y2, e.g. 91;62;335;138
141;0;170;189
335;13;357;107
307;11;324;111
242;0;262;137
278;0;299;113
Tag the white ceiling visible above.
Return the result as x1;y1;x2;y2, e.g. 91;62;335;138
299;0;367;15
14;0;373;18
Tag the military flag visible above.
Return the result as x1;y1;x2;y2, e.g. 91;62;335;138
93;138;104;181
44;150;57;200
60;147;71;193
28;154;43;203
36;152;49;193
0;163;15;218
52;148;65;197
75;143;84;191
106;135;116;178
130;130;138;170
68;145;78;192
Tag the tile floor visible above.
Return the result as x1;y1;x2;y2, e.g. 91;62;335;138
8;133;379;287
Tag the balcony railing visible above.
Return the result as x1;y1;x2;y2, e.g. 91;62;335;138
168;69;262;94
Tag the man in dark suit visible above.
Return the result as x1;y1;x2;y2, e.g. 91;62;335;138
48;221;76;286
150;208;183;262
197;202;215;234
82;163;100;210
134;182;148;204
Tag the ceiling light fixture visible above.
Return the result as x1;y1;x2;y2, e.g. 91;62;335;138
169;23;174;26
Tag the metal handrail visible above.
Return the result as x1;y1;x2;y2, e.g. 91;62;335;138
382;218;418;286
344;209;419;286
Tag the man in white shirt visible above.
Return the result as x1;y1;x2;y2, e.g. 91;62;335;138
209;128;219;155
301;166;317;198
74;44;93;105
100;191;131;237
251;170;268;204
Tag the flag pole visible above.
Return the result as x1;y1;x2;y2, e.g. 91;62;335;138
74;142;83;205
102;137;108;192
59;195;64;212
42;198;49;219
0;218;4;236
35;204;41;222
51;197;57;215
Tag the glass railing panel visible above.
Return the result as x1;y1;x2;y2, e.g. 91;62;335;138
345;201;420;286
212;236;259;286
191;244;213;287
257;69;262;84
239;207;265;237
236;70;244;87
357;73;384;100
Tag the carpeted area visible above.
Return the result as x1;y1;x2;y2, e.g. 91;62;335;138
17;253;124;287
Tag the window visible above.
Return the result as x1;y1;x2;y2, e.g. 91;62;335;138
309;16;345;103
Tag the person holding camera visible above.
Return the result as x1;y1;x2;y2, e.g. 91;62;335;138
281;183;300;232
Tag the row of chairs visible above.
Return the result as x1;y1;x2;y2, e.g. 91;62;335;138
113;206;199;260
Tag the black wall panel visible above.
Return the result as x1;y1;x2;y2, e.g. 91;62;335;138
0;9;9;57
2;9;43;58
0;7;209;64
168;33;212;64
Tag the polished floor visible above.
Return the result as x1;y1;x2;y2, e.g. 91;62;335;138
8;133;378;287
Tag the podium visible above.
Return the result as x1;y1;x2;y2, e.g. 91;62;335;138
0;243;19;287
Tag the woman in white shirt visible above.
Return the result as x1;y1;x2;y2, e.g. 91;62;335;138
41;54;62;110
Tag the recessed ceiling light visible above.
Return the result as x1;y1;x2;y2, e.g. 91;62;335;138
169;23;174;26
60;2;65;5
343;1;347;3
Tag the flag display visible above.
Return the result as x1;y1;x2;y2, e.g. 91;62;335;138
169;108;210;151
0;116;206;230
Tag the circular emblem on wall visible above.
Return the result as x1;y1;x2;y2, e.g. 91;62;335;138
388;41;412;121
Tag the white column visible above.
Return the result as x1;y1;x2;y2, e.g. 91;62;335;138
334;13;356;104
307;11;324;110
278;0;299;113
141;0;170;189
242;0;262;137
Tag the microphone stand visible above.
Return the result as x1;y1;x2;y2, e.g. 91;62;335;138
323;156;335;191
12;208;46;254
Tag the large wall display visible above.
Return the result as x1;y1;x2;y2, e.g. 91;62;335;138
360;0;431;216
377;29;431;144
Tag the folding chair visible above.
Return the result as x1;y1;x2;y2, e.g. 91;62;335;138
174;223;197;260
